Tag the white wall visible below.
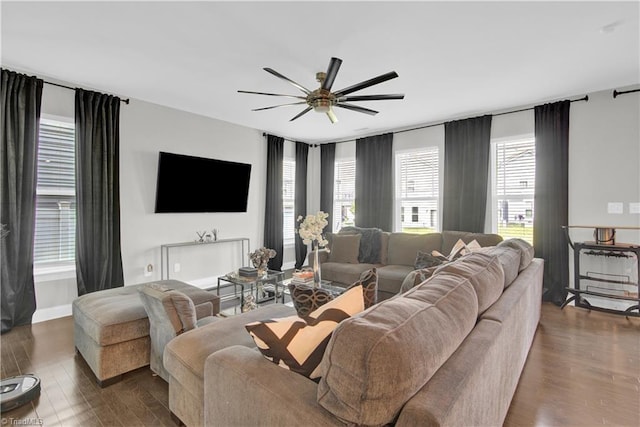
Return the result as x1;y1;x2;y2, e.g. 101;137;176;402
568;86;640;244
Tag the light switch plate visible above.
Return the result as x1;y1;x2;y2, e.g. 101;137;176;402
630;202;640;214
608;202;624;214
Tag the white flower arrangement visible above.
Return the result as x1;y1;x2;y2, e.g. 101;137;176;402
296;211;329;247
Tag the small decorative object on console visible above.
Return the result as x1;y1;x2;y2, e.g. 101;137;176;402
297;211;329;287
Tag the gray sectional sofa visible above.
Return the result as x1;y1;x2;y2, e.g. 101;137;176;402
165;237;541;426
314;229;503;300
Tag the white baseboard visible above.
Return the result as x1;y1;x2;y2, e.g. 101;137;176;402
33;304;72;323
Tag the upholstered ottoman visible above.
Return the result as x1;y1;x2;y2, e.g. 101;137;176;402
72;280;220;387
164;304;295;427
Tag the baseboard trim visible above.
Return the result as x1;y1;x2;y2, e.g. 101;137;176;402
33;304;72;323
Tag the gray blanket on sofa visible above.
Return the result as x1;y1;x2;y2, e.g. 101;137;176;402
340;226;383;264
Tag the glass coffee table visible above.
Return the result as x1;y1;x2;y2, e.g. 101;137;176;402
217;269;285;308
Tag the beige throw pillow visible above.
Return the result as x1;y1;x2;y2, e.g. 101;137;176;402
328;234;361;264
245;285;365;379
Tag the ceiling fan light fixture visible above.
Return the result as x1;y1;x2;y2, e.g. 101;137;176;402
312;98;332;113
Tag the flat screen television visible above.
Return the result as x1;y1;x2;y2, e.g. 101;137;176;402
154;151;251;213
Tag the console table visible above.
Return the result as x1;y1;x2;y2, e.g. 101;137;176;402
160;237;250;280
562;226;639;317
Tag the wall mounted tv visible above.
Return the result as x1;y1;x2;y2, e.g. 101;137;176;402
154;151;251;213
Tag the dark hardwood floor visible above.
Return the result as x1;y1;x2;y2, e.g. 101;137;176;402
1;303;638;426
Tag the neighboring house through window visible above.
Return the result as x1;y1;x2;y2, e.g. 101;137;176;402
491;136;535;243
34;118;76;271
333;159;356;231
395;147;439;233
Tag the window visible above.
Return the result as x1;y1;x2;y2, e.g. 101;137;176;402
333;159;355;231
283;159;295;243
491;137;535;243
396;148;439;233
34;119;76;268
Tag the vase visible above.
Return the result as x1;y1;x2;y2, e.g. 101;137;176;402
313;242;321;288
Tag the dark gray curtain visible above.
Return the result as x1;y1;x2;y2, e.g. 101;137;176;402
534;100;570;305
264;134;284;271
0;69;42;333
75;89;124;295
294;142;309;269
355;133;393;231
442;115;492;233
320;143;335;232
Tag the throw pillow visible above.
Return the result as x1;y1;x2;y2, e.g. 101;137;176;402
288;283;335;317
399;266;440;293
245;285;365;379
414;250;445;269
345;268;378;308
328;234;361;264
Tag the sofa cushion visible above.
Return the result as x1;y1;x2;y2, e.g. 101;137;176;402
376;264;415;294
328;234;361;264
433;252;505;314
317;273;479;426
317;262;376;287
288;284;335;317
386;232;442;266
245;285;365;379
498;238;535;271
480;246;522;288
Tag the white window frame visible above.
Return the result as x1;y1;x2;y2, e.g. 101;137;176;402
490;134;536;243
394;147;440;233
33;116;76;276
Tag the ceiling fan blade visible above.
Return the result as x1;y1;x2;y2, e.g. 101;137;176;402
326;109;338;124
338;94;404;102
252;101;308;111
321;57;343;91
264;68;312;95
238;90;306;100
333;71;399;97
334;103;379;116
290;106;313;122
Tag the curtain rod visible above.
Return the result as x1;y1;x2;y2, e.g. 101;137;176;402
301;94;590;145
267;94;589;146
613;88;639;98
45;80;130;104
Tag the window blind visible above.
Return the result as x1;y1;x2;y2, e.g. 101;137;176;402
34;120;76;266
493;138;535;242
333;159;356;231
283;159;295;241
397;148;439;232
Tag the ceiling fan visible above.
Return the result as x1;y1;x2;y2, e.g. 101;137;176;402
238;57;404;124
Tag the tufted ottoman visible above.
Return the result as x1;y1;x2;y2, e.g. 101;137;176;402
72;280;220;387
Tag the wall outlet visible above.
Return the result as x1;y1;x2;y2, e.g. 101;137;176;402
174;263;181;273
630;202;640;214
144;264;153;277
607;202;624;214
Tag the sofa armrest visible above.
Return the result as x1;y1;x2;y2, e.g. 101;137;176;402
204;345;342;427
194;301;213;319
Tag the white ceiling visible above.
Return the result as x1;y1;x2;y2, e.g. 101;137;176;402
2;1;638;144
